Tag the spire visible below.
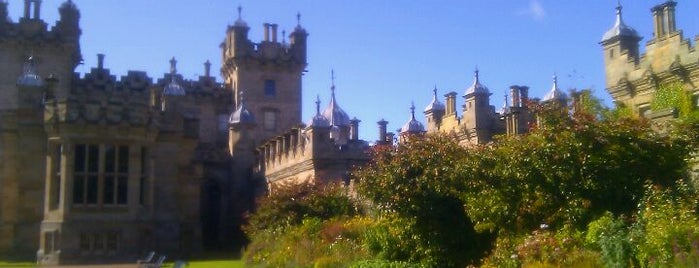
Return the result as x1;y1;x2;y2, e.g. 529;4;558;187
315;94;321;115
322;69;351;127
294;11;306;32
410;102;416;120
234;4;248;27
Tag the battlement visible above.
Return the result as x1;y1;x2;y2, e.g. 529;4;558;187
258;125;369;185
222;13;308;69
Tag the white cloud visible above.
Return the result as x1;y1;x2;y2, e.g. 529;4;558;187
519;0;547;21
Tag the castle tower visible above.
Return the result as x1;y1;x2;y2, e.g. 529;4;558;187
0;1;81;258
600;2;642;93
221;7;307;144
424;86;445;132
462;69;493;144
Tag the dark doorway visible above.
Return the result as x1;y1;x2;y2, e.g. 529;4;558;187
200;179;221;250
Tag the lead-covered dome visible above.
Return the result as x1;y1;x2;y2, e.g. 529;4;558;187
229;91;255;125
601;4;641;42
308;95;330;127
400;103;425;134
163;57;186;96
542;74;567;102
321;83;351;127
465;69;489;95
424;86;445;112
17;56;43;87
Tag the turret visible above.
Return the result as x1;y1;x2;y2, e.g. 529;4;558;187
229;91;256;156
424;86;445;132
289;12;308;64
399;102;426;143
541;74;567;106
462;68;493;143
223;5;251;60
322;71;351;146
56;0;81;41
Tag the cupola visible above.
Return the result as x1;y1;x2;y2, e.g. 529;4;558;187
17;56;43;87
465;69;489;95
229;91;255;125
321;71;351;127
163;57;186;96
601;3;641;43
424;86;445;112
308;95;330;127
542;74;567;102
400;102;425;134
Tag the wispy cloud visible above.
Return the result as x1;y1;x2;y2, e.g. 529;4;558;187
518;0;547;21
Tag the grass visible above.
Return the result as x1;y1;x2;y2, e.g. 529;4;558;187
0;260;245;267
187;260;245;268
0;261;35;267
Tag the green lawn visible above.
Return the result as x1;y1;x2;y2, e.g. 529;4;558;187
187;260;245;268
0;260;245;267
0;261;35;267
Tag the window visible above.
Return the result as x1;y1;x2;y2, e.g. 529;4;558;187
50;144;62;210
264;79;276;96
218;114;229;132
73;144;129;206
139;147;147;206
263;110;276;131
79;232;120;253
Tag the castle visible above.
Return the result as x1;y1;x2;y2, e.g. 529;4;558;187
0;0;695;265
600;1;698;119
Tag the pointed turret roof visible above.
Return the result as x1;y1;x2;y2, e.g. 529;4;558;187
229;91;255;125
424;85;445;112
308;95;330;127
321;70;351;127
542;74;567;102
17;56;43;87
465;68;489;95
401;102;426;134
601;2;641;43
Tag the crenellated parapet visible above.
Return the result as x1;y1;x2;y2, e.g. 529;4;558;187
258;124;370;186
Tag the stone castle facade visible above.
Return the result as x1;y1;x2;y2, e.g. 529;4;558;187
0;0;693;265
601;1;698;119
0;1;370;265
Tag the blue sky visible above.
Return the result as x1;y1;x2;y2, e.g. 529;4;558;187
10;1;699;141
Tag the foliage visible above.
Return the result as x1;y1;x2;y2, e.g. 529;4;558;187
355;135;487;267
244;217;374;267
245;182;361;236
631;181;699;267
585;212;633;267
650;82;696;118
